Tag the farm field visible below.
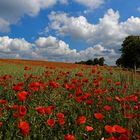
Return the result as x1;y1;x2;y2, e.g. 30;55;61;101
0;59;140;140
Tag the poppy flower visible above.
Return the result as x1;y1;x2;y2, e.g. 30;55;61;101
64;134;75;140
35;106;46;115
18;121;29;136
56;112;64;119
105;125;113;133
76;116;86;125
94;113;105;120
18;106;27;117
0;100;7;104
58;118;65;125
0;121;3;127
104;105;112;111
45;106;54;114
112;125;126;133
17;91;28;102
85;126;94;132
47;119;55;127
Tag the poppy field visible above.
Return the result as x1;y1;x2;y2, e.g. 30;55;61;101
0;59;140;140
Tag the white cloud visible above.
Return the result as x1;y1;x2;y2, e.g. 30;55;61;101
48;9;140;49
0;35;118;65
0;0;60;32
34;36;118;64
0;36;33;59
75;0;104;9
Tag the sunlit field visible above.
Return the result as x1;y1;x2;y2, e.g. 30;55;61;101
0;59;140;140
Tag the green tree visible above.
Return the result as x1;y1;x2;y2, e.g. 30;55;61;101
98;57;105;66
116;36;140;69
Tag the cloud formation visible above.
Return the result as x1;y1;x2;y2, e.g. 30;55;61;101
0;36;118;65
0;0;62;32
48;9;140;49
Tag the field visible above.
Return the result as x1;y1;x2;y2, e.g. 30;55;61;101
0;59;140;140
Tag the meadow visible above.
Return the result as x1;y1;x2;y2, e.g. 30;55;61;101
0;59;140;140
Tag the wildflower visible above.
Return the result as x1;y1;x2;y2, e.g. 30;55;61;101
47;119;55;127
18;121;29;136
17;91;28;102
76;116;86;125
94;113;105;120
64;134;75;140
85;126;94;132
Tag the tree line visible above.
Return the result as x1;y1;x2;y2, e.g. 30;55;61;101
75;57;105;66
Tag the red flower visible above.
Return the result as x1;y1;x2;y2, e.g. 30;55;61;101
18;106;27;118
112;125;126;133
76;116;86;125
0;121;3;127
18;121;29;136
56;112;64;119
64;134;75;140
104;105;112;111
85;126;94;132
105;125;113;133
45;106;54;114
94;113;105;120
12;85;23;91
17;91;28;102
0;100;7;104
58;118;65;125
47;119;55;127
35;106;46;115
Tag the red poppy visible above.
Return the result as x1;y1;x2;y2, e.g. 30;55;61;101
112;125;126;133
104;105;112;111
119;134;130;140
58;118;65;125
76;116;86;125
18;106;27;118
56;112;64;119
47;119;55;127
85;126;94;132
35;106;46;115
17;91;28;102
45;106;54;114
0;121;3;127
18;121;29;136
64;134;75;140
94;113;105;120
0;100;7;104
105;125;113;133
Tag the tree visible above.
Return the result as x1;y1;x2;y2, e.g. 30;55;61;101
116;36;140;69
98;57;105;66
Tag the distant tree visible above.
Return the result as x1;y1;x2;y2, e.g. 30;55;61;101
98;57;105;66
75;57;105;66
116;36;140;70
93;58;99;65
86;59;93;65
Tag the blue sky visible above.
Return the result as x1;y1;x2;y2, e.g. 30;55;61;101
0;0;140;65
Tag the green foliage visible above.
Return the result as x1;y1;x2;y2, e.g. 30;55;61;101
75;57;105;66
116;36;140;68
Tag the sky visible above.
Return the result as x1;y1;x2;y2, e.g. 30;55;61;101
0;0;140;65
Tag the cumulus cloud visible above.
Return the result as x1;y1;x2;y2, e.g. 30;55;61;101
48;9;140;49
0;36;33;59
75;0;104;9
0;35;118;65
0;0;61;32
